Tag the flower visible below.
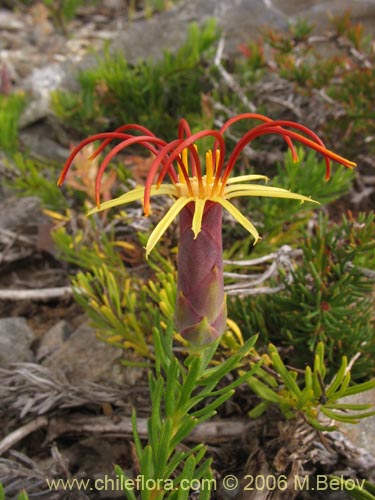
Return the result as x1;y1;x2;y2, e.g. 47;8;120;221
58;113;356;344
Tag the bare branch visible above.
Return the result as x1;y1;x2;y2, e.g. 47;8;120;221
224;246;302;296
0;417;48;456
263;95;302;119
214;37;256;112
47;414;257;444
0;363;133;419
0;286;72;301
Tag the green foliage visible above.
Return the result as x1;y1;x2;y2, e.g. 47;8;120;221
116;321;259;499
143;249;177;325
330;10;372;51
326;65;375;155
226;148;354;251
264;17;339;90
248;342;375;431
329;66;375;119
53;220;177;357
143;0;179;16
72;263;152;358
4;153;68;210
261;16;363;90
0;482;30;500
229;212;375;380
261;148;354;235
0;93;26;153
127;0;180;19
52;20;218;138
236;39;267;83
16;492;29;500
234;13;374;160
288;17;315;42
71;255;177;358
42;0;87;32
51;214;126;270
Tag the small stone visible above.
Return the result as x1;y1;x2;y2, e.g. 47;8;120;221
338;389;375;457
20;63;66;128
0;317;35;367
0;196;42;232
41;322;126;385
36;320;74;362
0;11;25;31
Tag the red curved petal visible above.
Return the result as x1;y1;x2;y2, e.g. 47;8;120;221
143;139;187;215
156;130;226;189
90;123;158;160
94;135;167;207
218;112;297;164
178;118;193;139
57;132;132;186
223;122;355;187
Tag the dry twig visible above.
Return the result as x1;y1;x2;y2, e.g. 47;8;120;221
47;414;256;445
224;245;302;296
214;37;256;112
0;363;132;419
0;286;72;301
0;418;48;456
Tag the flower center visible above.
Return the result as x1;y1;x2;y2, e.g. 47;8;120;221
176;175;223;199
175;148;223;199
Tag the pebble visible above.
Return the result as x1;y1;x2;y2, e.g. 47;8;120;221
41;322;133;385
339;389;375;457
0;317;35;367
36;320;74;362
0;11;24;31
20;64;67;128
0;196;42;232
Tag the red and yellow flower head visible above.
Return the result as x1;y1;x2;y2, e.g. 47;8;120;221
58;113;356;344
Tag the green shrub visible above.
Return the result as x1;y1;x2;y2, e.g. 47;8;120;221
4;153;68;210
222;148;355;254
229;212;375;381
52;20;218;138
0;93;26;153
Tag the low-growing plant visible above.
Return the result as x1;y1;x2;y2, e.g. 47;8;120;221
41;0;87;32
231;13;375;161
4;153;68;210
229;211;375;380
51;214;128;271
72;263;152;358
115;321;261;500
229;148;355;253
51;215;176;357
127;0;180;19
0;93;26;153
54;108;374;500
51;20;218;138
0;482;29;500
143;0;179;16
248;342;375;431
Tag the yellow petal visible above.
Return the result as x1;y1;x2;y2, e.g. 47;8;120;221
225;183;291;195
43;209;70;221
226;175;269;184
192;198;206;239
217;198;260;244
225;185;319;204
146;196;192;258
87;184;178;215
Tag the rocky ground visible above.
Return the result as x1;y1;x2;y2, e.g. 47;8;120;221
0;1;375;499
